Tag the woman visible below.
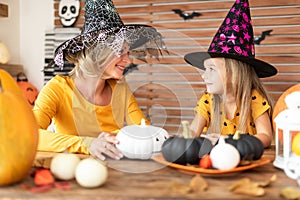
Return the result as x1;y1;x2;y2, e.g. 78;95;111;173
184;0;277;148
33;0;165;160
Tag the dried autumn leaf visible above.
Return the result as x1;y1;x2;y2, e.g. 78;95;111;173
170;181;192;194
34;169;55;186
256;174;277;187
21;184;54;193
228;175;277;196
190;175;208;191
231;182;265;197
228;174;276;197
280;187;300;200
228;178;251;191
54;181;72;190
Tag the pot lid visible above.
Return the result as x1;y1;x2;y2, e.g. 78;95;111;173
119;119;168;139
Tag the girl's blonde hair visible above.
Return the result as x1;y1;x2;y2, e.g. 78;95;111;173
210;58;274;133
65;44;117;78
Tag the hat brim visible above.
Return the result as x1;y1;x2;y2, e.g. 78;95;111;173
184;52;277;78
53;25;165;68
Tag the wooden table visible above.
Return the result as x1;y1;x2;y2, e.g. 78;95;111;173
0;146;299;200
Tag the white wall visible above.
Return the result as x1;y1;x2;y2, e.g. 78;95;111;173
0;0;20;64
20;0;53;90
0;0;53;90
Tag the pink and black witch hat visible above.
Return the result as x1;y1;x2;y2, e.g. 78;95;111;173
184;0;277;78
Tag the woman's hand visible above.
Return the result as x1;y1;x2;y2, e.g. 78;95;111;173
89;132;123;160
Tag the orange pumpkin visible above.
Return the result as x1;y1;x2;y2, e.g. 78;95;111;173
0;69;23;96
272;84;300;141
16;72;39;108
0;71;39;186
273;84;300;128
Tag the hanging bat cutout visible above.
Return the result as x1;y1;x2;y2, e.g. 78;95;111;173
172;9;201;20
254;30;273;45
123;63;139;76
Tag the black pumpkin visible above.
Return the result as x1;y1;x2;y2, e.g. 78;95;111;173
225;133;264;161
194;137;214;158
161;137;213;165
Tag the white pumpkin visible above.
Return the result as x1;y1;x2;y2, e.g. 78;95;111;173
210;136;240;170
75;158;108;188
116;119;169;159
50;153;81;180
0;41;10;64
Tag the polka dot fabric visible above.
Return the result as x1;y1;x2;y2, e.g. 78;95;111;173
208;0;254;59
194;90;270;135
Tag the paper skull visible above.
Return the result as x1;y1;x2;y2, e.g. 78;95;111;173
58;0;80;27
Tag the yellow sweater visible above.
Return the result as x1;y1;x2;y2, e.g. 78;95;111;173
33;75;147;154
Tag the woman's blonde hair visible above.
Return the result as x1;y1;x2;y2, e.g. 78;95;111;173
65;44;117;78
210;58;274;133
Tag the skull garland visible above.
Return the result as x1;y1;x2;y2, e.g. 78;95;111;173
58;0;80;27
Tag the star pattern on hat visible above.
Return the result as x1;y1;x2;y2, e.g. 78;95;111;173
244;32;251;41
208;0;255;58
228;33;237;44
221;45;231;53
183;0;278;78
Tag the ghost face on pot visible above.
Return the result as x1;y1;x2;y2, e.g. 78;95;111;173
59;0;80;27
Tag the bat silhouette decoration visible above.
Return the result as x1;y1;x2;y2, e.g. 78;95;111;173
123;63;139;76
172;9;201;20
254;30;273;45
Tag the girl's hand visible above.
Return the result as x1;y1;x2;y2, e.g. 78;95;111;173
89;132;123;160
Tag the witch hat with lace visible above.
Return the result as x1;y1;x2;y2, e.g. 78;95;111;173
53;0;166;68
184;0;277;78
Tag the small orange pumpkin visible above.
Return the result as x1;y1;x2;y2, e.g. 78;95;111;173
272;84;300;143
272;84;300;130
16;72;39;108
0;71;39;186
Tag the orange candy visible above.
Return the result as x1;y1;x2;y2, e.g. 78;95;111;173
199;154;212;169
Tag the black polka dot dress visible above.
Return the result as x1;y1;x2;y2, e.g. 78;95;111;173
194;90;270;135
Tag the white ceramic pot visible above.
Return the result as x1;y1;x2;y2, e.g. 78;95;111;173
116;119;169;159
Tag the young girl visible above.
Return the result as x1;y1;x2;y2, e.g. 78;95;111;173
184;0;277;148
